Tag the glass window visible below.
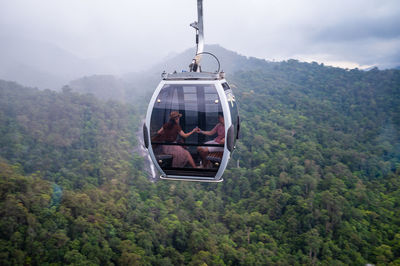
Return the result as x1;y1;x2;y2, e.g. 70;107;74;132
223;82;240;141
222;82;231;91
150;84;225;177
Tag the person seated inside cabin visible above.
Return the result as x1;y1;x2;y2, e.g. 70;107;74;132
197;113;225;168
156;111;200;168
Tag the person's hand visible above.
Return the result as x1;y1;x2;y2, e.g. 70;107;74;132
195;127;201;133
220;138;225;144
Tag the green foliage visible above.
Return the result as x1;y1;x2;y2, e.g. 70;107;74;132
0;60;400;265
0;82;139;189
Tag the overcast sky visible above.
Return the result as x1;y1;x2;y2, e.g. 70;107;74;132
1;0;400;73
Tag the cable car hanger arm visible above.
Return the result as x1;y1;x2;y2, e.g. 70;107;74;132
190;0;204;72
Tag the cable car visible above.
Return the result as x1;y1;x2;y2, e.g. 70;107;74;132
143;0;239;182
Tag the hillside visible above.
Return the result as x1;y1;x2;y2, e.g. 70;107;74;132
224;62;400;264
0;81;140;189
142;44;270;75
0;36;119;90
68;75;128;102
70;45;273;103
0;55;400;265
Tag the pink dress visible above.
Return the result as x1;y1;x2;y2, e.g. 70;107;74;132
204;123;225;152
161;123;190;168
213;123;225;143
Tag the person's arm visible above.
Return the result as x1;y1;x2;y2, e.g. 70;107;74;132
157;127;164;135
199;124;217;136
179;128;197;138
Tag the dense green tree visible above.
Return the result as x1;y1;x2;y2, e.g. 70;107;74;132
1;60;400;265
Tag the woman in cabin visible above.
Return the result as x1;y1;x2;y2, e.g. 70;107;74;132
157;111;199;168
197;113;225;168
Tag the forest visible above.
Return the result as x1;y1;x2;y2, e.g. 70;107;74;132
0;59;400;265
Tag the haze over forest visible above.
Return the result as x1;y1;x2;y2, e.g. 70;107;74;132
1;43;400;264
1;0;400;89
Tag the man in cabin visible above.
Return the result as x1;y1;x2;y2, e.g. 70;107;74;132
197;113;225;168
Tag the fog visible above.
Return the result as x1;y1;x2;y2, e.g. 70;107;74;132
1;0;399;88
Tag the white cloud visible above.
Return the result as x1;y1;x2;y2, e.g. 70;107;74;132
1;0;400;73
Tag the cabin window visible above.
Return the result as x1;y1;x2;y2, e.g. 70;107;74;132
150;84;224;177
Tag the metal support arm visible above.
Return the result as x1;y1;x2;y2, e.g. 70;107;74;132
190;0;204;72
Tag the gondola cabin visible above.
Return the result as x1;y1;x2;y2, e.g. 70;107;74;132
143;71;239;182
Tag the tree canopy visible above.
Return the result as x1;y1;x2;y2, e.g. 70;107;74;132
0;60;400;265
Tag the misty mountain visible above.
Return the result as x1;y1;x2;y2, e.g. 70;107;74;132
0;63;64;90
71;45;275;102
0;35;118;89
137;44;272;75
68;75;127;102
